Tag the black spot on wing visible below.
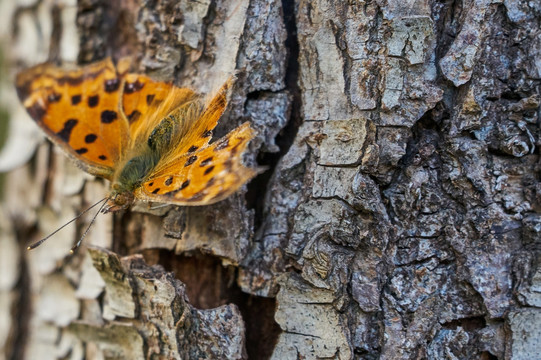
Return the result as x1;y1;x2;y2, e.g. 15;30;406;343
124;80;145;94
200;157;213;166
101;110;117;124
148;182;154;187
184;156;197;167
71;94;82;105
180;180;190;190
165;177;173;186
75;148;88;154
127;110;142;123
188;145;198;153
146;94;155;105
152;188;161;194
99;155;107;160
48;92;61;103
104;78;120;93
202;129;212;138
206;177;215;187
204;166;214;175
88;95;99;107
56;119;78;142
164;179;190;197
85;134;97;143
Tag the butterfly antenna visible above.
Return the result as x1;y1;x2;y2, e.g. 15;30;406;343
70;198;109;253
27;197;109;251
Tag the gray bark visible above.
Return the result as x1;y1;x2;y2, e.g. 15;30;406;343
1;0;540;359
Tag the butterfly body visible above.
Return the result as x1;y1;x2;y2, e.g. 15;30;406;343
108;103;200;211
112;117;176;198
16;58;257;213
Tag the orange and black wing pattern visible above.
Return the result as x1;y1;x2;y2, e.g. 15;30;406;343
15;58;129;178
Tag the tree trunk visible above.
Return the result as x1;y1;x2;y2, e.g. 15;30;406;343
1;0;540;359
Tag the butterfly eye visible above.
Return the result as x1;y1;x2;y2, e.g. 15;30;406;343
112;192;134;209
114;193;126;205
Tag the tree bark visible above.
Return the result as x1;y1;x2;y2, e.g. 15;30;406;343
1;0;540;359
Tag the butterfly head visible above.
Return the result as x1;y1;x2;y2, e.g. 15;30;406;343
104;189;135;213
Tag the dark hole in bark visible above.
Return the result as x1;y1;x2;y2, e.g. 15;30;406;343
142;250;281;360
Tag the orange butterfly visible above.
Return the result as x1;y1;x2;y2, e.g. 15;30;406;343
16;58;257;250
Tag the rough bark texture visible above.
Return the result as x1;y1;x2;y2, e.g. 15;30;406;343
1;0;540;359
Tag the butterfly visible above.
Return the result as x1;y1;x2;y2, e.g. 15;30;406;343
15;58;257;250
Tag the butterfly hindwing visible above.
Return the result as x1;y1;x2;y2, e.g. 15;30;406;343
135;122;256;205
15;58;129;179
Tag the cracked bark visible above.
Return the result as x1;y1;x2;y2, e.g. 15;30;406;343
1;0;540;359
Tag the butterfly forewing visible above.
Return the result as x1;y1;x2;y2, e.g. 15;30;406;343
135;122;257;205
171;78;232;156
15;59;129;178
